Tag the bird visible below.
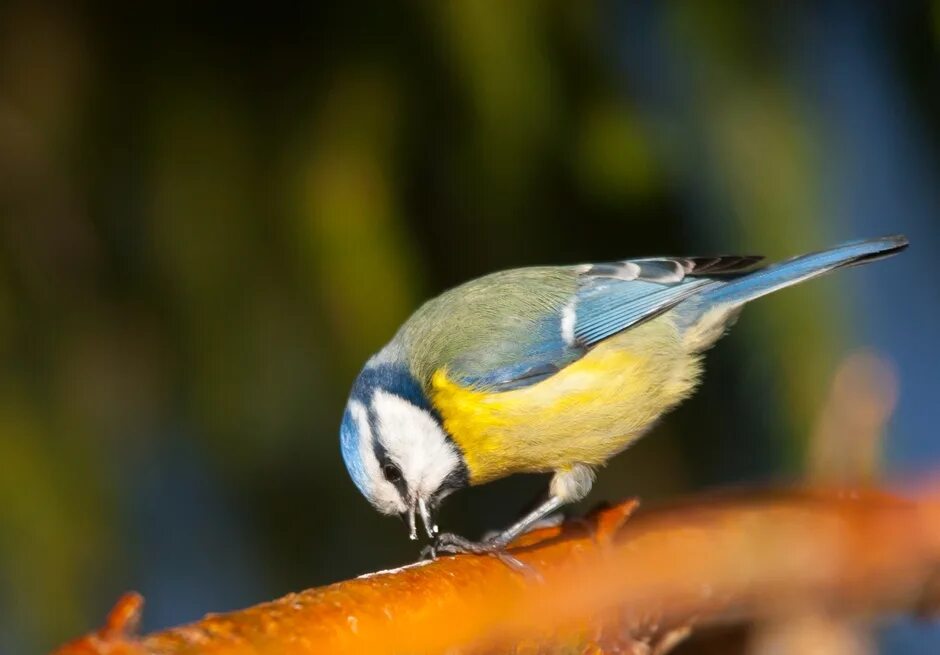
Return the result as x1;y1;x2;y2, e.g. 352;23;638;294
339;235;908;557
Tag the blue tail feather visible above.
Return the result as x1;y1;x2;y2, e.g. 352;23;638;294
699;234;908;308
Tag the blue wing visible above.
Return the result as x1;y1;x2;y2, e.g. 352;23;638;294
458;255;761;391
448;235;907;393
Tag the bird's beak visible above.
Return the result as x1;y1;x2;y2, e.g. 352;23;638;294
403;498;438;541
417;497;438;539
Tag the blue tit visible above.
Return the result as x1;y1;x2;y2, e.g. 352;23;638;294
339;235;908;555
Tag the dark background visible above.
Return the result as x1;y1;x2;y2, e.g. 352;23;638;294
1;2;938;653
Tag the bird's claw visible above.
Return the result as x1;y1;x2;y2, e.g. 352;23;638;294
421;532;540;579
434;532;503;555
419;532;495;559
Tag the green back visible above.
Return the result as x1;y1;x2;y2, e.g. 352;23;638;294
390;267;579;387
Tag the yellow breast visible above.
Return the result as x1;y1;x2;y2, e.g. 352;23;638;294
430;316;704;485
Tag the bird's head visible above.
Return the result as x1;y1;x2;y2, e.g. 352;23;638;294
340;363;468;539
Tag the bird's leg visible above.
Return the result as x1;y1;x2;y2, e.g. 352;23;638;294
429;464;595;558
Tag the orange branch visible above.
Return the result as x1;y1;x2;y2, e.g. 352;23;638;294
53;487;940;654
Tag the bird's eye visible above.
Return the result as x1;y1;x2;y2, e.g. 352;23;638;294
382;463;402;483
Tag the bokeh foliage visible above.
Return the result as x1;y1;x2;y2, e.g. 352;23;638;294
0;2;937;653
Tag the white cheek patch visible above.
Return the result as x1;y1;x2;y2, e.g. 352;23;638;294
349;400;406;515
372;390;460;498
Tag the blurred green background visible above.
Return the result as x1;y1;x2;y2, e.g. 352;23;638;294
1;2;939;653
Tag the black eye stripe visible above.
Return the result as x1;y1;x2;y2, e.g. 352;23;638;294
382;462;402;482
367;405;390;468
367;408;408;498
384;461;408;498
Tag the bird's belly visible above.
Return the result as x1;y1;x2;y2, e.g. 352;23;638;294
431;317;703;485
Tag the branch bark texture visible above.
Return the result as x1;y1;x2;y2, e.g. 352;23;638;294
53;487;940;654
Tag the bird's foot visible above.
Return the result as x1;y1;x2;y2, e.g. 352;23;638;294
421;533;536;577
419;532;503;559
433;532;506;555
